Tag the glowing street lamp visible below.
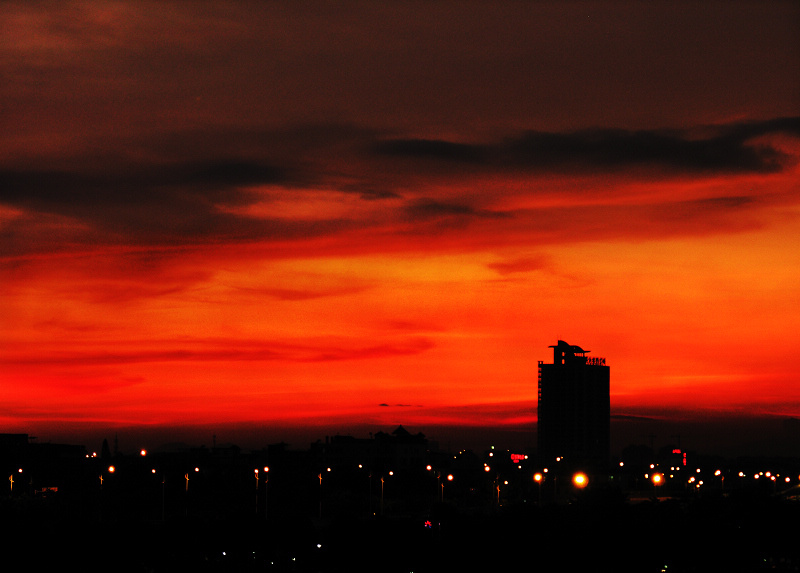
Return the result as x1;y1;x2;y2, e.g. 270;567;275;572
651;472;664;497
572;472;588;488
442;474;453;502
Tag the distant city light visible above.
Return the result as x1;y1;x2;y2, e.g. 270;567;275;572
572;473;588;488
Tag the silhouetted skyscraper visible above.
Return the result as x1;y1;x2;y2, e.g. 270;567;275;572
538;340;610;469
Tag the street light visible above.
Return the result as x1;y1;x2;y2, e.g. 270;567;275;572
533;472;543;505
254;469;260;515
652;472;663;498
572;472;588;488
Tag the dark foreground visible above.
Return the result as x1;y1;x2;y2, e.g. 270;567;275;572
3;490;798;573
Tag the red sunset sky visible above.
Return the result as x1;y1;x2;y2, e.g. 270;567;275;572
2;1;799;454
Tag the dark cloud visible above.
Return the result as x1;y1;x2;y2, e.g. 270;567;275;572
1;116;797;264
378;117;800;174
404;199;509;222
179;160;285;188
0;159;284;210
374;139;489;163
0;158;353;254
501;121;795;173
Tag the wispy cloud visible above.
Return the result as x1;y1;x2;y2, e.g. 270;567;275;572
2;336;435;367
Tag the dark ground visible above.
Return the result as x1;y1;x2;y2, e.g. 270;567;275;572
3;487;798;573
